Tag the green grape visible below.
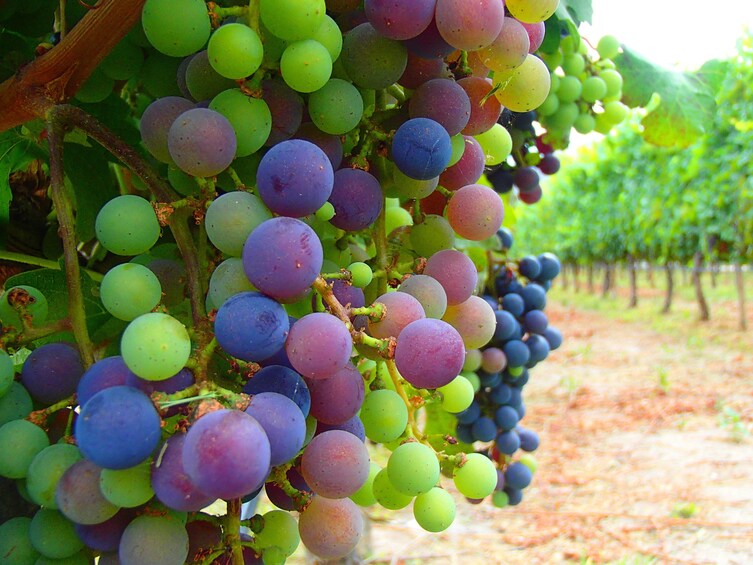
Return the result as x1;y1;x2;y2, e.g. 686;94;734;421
581;76;607;103
210;89;272;157
315;202;336;222
387;442;439;496
448;133;466;167
280;40;333;93
95;195;160;256
36;550;91;565
386;165;438;200
599;68;623;98
556;75;582;103
168;166;200;196
0;349;14;396
261;547;287;565
493;54;551;112
372;468;412;510
26;444;82;509
547;102;579;130
101;38;144;81
413;487;455;532
120;312;191;381
559;35;578;55
29;509;84;559
603;100;629;124
508;366;524;377
492;489;509;508
562;53;585;76
311;14;342;61
261;21;288;65
550;73;560;91
0;419;49;479
208;258;256;309
207;23;263;80
462;349;482;372
573;112;595;134
461;371;481;393
348;262;373;289
0;382;33;426
0;517;40;564
520;453;539;473
350;462;379;507
536;91;559;117
303;414;317;447
255;510;300;557
139;51;182;98
100;263;162;321
204;191;272;257
74;68;113;103
540;50;562;71
141;0;211;57
594;111;612;134
360;389;408;443
0;285;48;331
410;215;455;258
453;453;497;499
597;34;620;60
309;79;363;134
474;123;512;166
100;460;154;507
385;206;413;236
437;376;474;413
260;0;326;42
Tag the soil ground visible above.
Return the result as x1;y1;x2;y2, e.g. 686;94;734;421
290;271;753;564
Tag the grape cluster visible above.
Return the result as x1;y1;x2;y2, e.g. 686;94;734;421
0;0;568;563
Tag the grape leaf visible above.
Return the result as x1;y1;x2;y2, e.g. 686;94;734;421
423;401;474;456
556;0;593;27
615;47;717;148
0;28;36;83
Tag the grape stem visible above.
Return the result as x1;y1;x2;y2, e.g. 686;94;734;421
385;359;425;442
269;463;312;512
0;250;103;281
319;271;352;282
0;317;70;347
349;303;386;322
26;393;77;427
46;109;95;367
225;498;244;565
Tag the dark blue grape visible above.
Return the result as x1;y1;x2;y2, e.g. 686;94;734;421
504;486;523;505
243;365;310;417
509;387;523;408
481;294;498;310
493;310;518;343
391;118;451;180
125;368;194;395
478;370;501;388
214;292;289;362
77;356;134;407
538;252;561;280
495;431;520;455
496;227;513;250
503;340;530;368
518;256;542;280
501;293;525;318
328;168;383;231
513;167;539;191
509;368;530;387
517;427;540;452
316;415;366;442
515;402;526;419
21;343;83;405
487;167;514;193
504;461;532;489
471;417;497;442
543;326;563;350
244;392;306;466
520;284;547;311
403;18;455;59
74;509;136;552
76;386;161;469
455;423;474;444
256;139;334;218
522;310;548;334
525;334;550;364
489;383;512;405
494;405;519;431
456;401;481;425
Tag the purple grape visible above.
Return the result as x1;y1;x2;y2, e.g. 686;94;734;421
519;184;542;205
242;365;311;417
140;96;194;163
403;18;455;59
262;79;304;145
75;386;161;470
243;218;323;303
435;0;505;51
298;496;364;560
285;313;352;380
125;367;194;395
56;459;119;525
409;78;471;136
538;153;560;175
504;461;532;490
392;118;451;180
183;409;271;499
74;508;136;552
316;415;366;442
364;0;436;40
168;108;236;177
513;167;540;191
151;434;216;512
367;291;425;339
328;168;383;231
399;51;451;90
306;363;364;425
438;135;485;190
21;342;83;405
77;356;134;407
294;122;344;169
257;139;334;217
214;292;290;362
520;283;547;311
458;76;502;135
423;249;478;305
301;430;370;498
525;333;550;365
394;318;465;389
471;417;496;442
244;392;306;466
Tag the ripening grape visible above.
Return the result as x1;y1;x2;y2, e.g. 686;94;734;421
100;263;162;321
307;363;364;425
394;318;465;389
21;343;83;405
446;184;505;241
424;249;478;305
368;291;425;339
96;195;160;256
245;392;306;466
341;23;408;89
301;430;370;498
328;168;383;231
56;459;120;525
364;0;435;40
478;17;530;72
409;78;471;137
506;0;559;23
398;274;448;319
26;443;82;509
121;313;191;381
434;0;505;51
298;496;364;560
168;108;237;177
493;54;551;112
205;191;272;257
411;213;455;259
308;79;364;135
285;313;352;379
0;419;49;479
119;515;189;565
139;96;194;163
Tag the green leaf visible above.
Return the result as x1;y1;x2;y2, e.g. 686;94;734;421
615;47;717;147
75;96;141;149
64;144;119;242
0;128;47;245
423;401;474;456
0;28;36;83
697;59;730;97
557;0;593;26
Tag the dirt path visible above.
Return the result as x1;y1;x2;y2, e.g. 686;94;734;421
361;300;753;564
